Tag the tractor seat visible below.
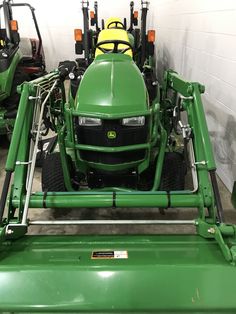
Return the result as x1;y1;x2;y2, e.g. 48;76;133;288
105;17;124;29
95;29;133;58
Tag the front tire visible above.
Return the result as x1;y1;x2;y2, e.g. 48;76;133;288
42;152;66;192
160;152;187;191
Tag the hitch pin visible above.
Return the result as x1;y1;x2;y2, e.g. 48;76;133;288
29;95;41;100
192;161;207;167
180;95;193;100
16;161;32;165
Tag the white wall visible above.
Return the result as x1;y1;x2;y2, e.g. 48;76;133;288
12;0;236;191
150;0;236;192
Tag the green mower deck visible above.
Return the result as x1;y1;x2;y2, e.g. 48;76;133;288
0;234;236;313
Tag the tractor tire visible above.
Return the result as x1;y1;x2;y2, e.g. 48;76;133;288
160;152;187;191
42;152;66;192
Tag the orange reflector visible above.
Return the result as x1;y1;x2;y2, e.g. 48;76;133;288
134;11;138;19
90;11;95;19
148;30;155;42
10;20;18;31
74;29;82;42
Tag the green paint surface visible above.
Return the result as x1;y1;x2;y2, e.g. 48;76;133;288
0;235;236;312
76;54;148;118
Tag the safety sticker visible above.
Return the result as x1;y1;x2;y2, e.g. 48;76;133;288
36;142;49;153
91;250;128;259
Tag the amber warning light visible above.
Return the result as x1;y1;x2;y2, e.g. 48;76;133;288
148;30;155;43
74;29;82;42
10;20;18;31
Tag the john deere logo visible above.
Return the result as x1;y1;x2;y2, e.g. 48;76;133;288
107;131;116;139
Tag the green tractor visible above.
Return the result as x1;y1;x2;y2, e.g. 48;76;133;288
1;1;236;312
51;0;158;192
0;0;45;138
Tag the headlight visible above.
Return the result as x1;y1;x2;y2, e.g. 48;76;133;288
122;116;145;126
79;117;102;126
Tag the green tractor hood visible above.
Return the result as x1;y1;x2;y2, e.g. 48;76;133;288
75;54;149;118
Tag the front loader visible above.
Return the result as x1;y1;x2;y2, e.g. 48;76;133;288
0;1;236;312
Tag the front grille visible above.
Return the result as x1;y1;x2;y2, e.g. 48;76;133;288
75;118;149;164
75;118;149;147
80;150;146;164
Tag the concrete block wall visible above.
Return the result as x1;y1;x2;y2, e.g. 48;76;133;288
150;0;236;192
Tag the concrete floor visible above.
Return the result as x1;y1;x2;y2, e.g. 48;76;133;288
0;135;236;235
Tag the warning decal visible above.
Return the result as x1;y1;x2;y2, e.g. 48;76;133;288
91;250;128;259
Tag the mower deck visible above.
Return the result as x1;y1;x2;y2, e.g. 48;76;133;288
0;234;236;313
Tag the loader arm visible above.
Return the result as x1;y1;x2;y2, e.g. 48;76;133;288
1;70;236;312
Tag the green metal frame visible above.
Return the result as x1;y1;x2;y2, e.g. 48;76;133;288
0;65;236;311
0;68;235;260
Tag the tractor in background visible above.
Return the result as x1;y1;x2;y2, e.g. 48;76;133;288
70;0;156;102
0;0;45;138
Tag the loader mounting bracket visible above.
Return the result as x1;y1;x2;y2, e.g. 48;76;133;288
197;219;236;263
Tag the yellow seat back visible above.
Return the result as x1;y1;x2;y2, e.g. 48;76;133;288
105;17;123;29
95;29;133;58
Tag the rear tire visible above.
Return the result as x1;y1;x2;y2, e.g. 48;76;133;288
160;152;186;191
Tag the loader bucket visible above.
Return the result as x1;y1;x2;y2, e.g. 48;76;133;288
1;234;236;313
